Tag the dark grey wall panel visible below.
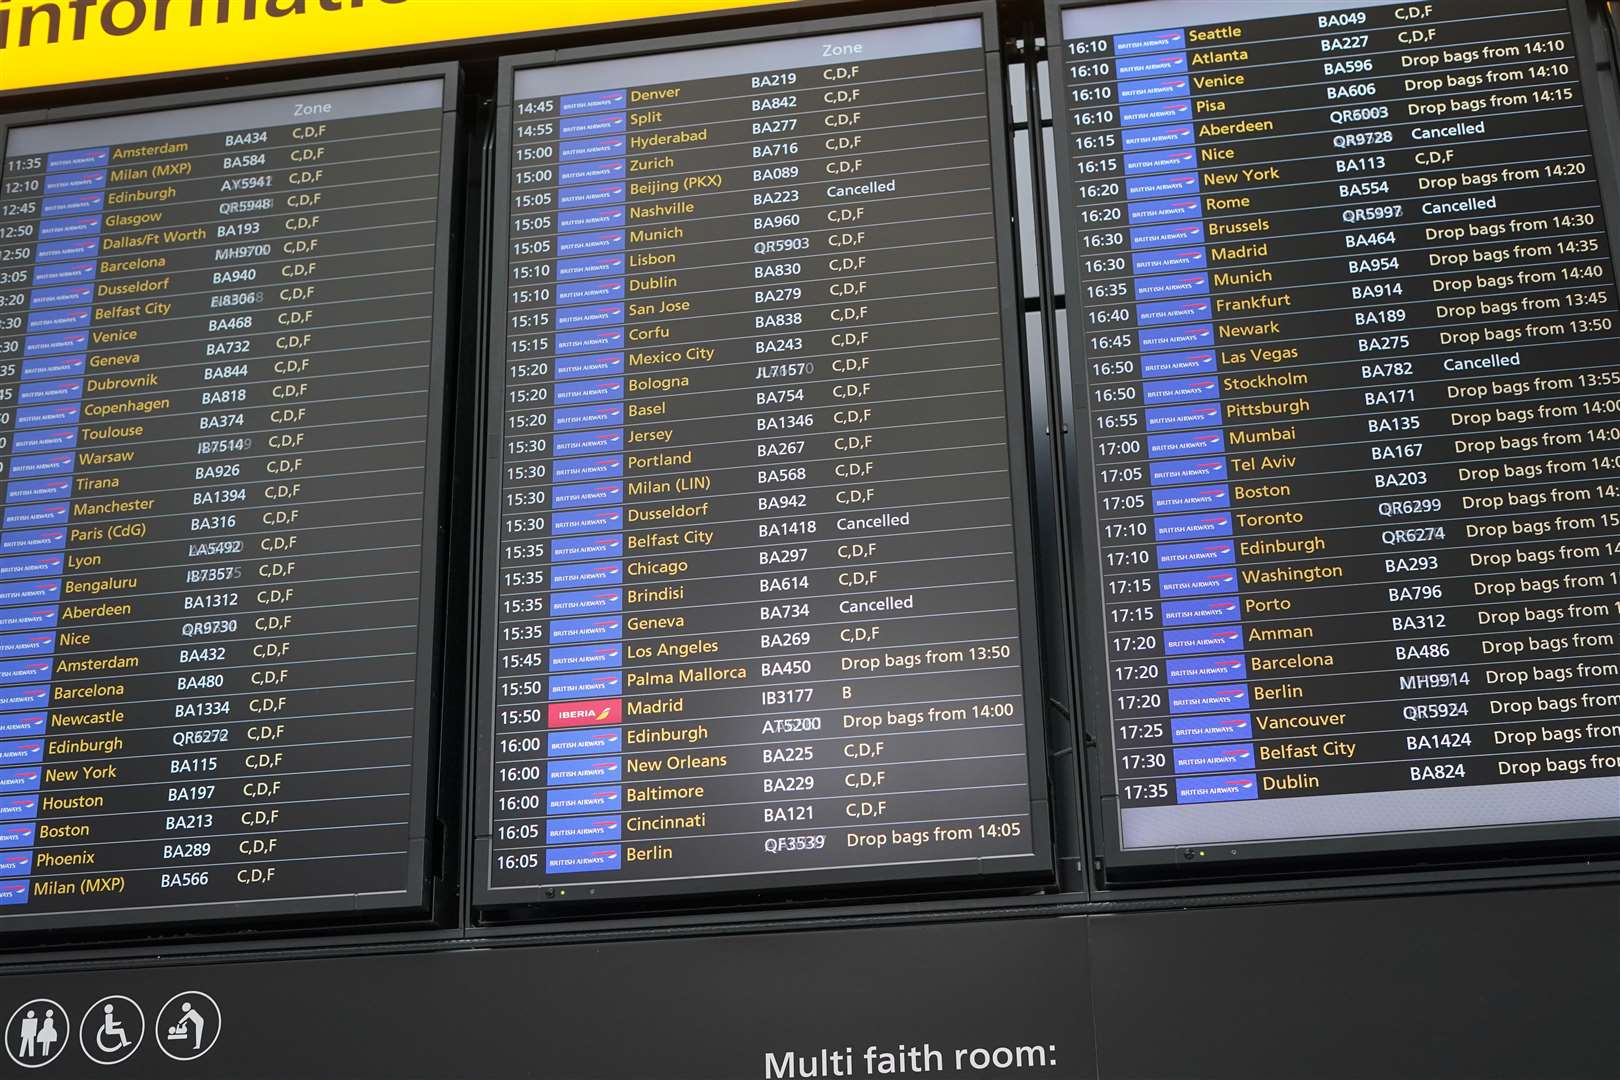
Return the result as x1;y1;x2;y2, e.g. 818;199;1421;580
0;916;1098;1078
1089;885;1620;1080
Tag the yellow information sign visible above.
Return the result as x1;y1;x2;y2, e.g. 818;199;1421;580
0;0;797;93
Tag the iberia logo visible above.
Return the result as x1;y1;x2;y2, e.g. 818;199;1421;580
547;698;621;728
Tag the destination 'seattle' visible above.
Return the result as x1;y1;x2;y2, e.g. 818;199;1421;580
1057;0;1620;862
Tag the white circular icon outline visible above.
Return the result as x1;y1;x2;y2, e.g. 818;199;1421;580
78;995;144;1067
5;997;70;1070
154;991;220;1063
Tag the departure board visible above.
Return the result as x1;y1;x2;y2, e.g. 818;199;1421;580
478;11;1050;908
1052;0;1620;870
0;72;455;927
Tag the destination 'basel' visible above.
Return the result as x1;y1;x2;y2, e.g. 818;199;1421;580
479;17;1049;902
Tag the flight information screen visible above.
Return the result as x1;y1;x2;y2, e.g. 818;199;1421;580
478;12;1049;908
0;74;453;926
1052;0;1620;869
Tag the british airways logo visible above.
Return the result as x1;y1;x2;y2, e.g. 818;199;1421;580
1153;513;1233;543
1141;348;1216;377
553;304;625;331
1148;430;1224;458
549;644;623;672
550;482;624;510
559;136;627;162
556;279;627;306
559;89;627;116
556;253;627;282
27;285;94;309
0;742;43;765
1167;654;1247;685
1164;627;1244;656
35;238;98;263
1142;377;1219;406
42;170;106;195
549;589;623;617
0;689;48;714
549;616;623;645
557;182;627;210
559;159;628;185
0;530;66;554
1168;683;1250;715
31;261;96;286
546;757;622;784
1140;323;1214;351
559;112;627;138
1149;457;1227;485
1124;148;1196;176
548;670;623;700
546;815;623;844
1117;77;1191;104
552;455;625;483
1174;743;1256;774
1151;484;1230;513
0;715;46;739
1145;404;1220;432
557;231;626;257
553;380;627;406
544;846;622;873
1172;713;1253;744
545;787;622;814
37;215;100;240
1176;773;1258;803
552;533;624;561
1130;221;1206;250
1135;273;1211;301
548;728;624;758
0;634;56;659
0;769;41;793
553;429;626;457
549;563;624;590
0;820;36;844
551;507;623;536
1133;246;1207;275
558;206;627;232
1120;100;1194;129
1113;28;1187;54
46;147;109;171
1116;52;1189;79
555;352;626;379
1155;540;1235;571
9;454;75;478
1122;124;1195;152
1158;568;1238;599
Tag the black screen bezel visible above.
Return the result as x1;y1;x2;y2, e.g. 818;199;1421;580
0;63;463;934
1045;0;1620;883
471;1;1057;919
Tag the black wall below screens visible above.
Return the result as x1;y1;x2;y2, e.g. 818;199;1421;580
0;883;1613;1078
